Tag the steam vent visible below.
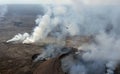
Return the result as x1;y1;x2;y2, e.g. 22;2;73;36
0;1;120;74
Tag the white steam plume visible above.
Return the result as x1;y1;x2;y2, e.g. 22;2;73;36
23;6;67;43
7;0;120;44
23;8;52;43
7;33;29;43
0;5;7;21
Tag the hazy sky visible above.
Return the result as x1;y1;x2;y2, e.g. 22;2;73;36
0;0;72;4
0;0;119;5
82;0;120;5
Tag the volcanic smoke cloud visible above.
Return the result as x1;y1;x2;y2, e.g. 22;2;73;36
7;0;120;74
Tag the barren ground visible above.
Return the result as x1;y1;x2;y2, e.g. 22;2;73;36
0;4;120;74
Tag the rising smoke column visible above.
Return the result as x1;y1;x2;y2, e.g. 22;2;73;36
7;1;120;43
0;5;7;21
23;7;52;43
7;5;81;43
23;5;80;43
